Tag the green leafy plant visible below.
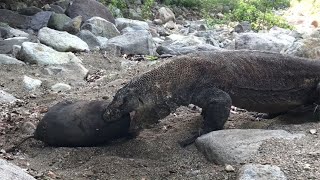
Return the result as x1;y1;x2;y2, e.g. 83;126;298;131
145;55;159;61
162;0;292;30
104;0;127;17
164;0;202;8
203;0;292;30
142;0;155;19
109;0;127;10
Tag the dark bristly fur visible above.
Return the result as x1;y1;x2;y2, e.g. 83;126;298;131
35;100;131;146
104;50;320;145
7;100;131;151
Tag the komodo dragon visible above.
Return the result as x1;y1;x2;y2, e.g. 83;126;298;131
103;50;320;146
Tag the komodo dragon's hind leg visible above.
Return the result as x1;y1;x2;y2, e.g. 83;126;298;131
178;88;232;147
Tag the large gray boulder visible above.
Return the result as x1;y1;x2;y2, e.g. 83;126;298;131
104;30;155;55
115;18;149;31
65;0;115;23
81;17;120;39
42;63;89;82
0;25;29;39
23;75;42;91
48;13;72;31
156;34;217;55
18;6;42;16
0;37;30;54
29;11;53;31
0;9;30;29
0;90;18;103
44;4;65;14
0;158;36;180
0;54;25;64
62;15;82;35
77;30;105;50
38;27;89;52
166;34;207;46
0;10;52;31
283;29;320;59
237;164;287;180
18;42;82;65
235;32;295;53
195;129;303;164
155;7;175;24
282;40;305;57
53;0;71;10
156;44;223;55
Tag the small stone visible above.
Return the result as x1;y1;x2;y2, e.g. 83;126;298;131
238;164;286;180
0;90;17;104
102;96;109;100
29;94;37;99
186;170;200;176
225;164;235;172
162;126;168;131
309;129;317;134
51;83;72;93
23;76;42;91
47;171;56;179
303;163;311;170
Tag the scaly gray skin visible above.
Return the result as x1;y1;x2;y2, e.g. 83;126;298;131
104;50;320;145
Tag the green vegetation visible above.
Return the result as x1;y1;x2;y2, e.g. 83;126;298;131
103;0;155;19
142;0;155;19
104;0;297;31
163;0;293;30
0;22;9;27
163;0;202;8
105;0;127;17
109;0;127;10
227;0;292;30
145;55;159;61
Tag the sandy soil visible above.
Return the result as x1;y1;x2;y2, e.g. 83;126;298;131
1;52;320;180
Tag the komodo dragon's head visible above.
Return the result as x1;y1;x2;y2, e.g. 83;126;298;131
103;85;142;128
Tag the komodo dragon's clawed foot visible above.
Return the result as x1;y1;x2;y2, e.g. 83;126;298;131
178;130;203;147
250;112;283;119
179;88;232;147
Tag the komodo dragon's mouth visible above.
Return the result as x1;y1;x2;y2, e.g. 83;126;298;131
104;108;121;123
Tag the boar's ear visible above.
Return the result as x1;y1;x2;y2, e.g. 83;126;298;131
129;110;136;120
128;110;137;133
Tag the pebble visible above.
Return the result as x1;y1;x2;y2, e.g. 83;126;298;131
303;163;311;170
225;164;235;172
309;129;317;134
47;171;57;178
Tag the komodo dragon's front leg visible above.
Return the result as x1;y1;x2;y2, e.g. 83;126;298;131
179;88;232;147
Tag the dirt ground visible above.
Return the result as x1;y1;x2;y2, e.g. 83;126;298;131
1;52;320;180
